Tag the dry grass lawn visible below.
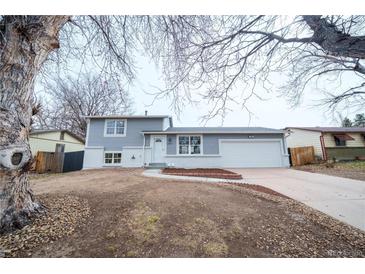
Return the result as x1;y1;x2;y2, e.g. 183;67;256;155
295;161;365;181
1;168;364;258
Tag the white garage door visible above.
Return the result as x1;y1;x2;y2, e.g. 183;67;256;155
220;140;283;168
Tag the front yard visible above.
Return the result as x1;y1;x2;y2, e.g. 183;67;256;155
294;161;365;181
1;168;364;257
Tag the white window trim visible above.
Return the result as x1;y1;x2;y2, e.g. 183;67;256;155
176;135;203;155
104;119;127;137
103;151;123;166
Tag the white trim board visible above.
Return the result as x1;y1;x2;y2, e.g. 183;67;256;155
85;118;90;147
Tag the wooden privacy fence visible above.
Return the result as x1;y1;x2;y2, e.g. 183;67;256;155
35;151;64;173
289;146;315;166
34;150;84;173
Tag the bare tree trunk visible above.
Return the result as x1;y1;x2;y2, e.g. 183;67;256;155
0;16;70;233
303;15;365;59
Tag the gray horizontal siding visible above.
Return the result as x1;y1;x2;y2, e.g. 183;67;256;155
87;118;163;150
166;135;177;154
165;133;285;155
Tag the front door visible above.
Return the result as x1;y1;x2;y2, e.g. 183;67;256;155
152;136;165;162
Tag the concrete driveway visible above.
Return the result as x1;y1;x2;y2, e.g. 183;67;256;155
230;168;365;231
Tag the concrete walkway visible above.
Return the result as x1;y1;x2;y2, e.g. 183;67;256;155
230;168;365;231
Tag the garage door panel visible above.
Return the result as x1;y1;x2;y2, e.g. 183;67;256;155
220;140;283;168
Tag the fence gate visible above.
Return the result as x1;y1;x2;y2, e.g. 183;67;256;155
35;151;64;173
289;146;315;166
63;151;84;172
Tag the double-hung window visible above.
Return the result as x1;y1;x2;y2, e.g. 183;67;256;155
104;119;126;136
104;152;122;164
178;135;202;155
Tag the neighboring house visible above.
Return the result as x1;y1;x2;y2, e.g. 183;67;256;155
285;127;365;161
30;129;85;155
83;115;289;169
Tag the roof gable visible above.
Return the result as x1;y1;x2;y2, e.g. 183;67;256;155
30;129;85;143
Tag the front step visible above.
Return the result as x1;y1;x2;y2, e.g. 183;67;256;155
145;162;168;169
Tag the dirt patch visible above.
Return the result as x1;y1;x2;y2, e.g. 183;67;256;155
0;195;90;258
162;168;242;179
294;162;365;181
6;168;365;258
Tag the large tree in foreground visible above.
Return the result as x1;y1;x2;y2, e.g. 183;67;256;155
1;15;365;233
0;15;136;232
0;16;70;232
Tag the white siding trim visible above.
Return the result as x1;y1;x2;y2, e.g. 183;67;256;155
85;118;90;146
83;147;104;169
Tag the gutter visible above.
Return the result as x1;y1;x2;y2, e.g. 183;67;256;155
142;133;146;166
141;131;286;135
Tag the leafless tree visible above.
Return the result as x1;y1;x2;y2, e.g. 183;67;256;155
138;16;365;119
2;15;365;233
0;15;140;233
34;73;134;138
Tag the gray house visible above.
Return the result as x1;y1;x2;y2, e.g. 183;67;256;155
83;115;290;169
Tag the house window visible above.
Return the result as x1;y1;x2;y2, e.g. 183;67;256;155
104;119;126;136
334;137;346;147
60;131;65;140
178;135;201;155
104;152;122;164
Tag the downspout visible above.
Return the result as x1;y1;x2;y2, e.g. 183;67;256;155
320;132;327;161
85;118;90;147
142;133;145;167
283;130;290;167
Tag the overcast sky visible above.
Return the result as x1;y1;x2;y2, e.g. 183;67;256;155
129;54;347;129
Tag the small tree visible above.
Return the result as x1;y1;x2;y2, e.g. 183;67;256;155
341;117;353;127
354;113;365;127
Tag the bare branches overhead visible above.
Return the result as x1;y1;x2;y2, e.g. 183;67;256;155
3;15;365;121
136;15;365;118
34;72;134;138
